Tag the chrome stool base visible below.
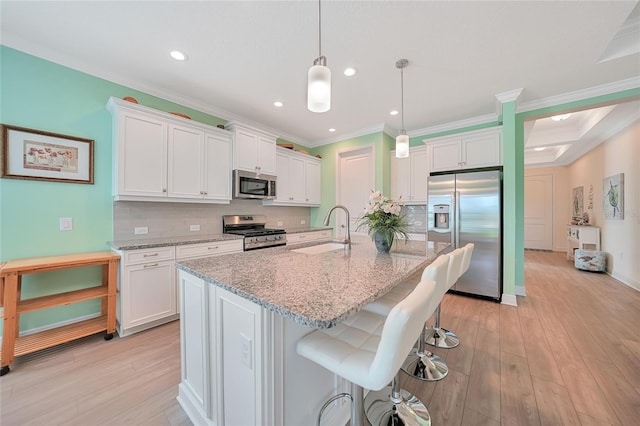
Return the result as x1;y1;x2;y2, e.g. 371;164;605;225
424;326;459;349
365;386;431;426
401;347;448;381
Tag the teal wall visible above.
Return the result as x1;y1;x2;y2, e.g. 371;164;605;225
0;46;225;334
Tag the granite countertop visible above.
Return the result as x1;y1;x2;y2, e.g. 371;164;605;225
176;236;449;329
109;233;243;250
283;226;332;234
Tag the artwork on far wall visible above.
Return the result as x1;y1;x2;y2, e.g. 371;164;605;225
603;173;624;220
572;186;584;219
1;124;94;184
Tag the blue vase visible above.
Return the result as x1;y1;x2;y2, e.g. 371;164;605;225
374;233;392;253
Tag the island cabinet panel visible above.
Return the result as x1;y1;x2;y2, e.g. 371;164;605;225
180;271;211;417
177;270;350;426
178;273;274;426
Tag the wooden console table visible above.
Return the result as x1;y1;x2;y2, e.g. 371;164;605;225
0;251;120;376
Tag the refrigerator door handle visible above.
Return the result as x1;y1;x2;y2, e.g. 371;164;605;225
454;190;460;248
450;191;460;248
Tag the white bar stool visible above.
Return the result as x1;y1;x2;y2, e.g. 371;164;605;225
364;254;451;382
424;247;465;349
297;277;439;426
401;254;452;381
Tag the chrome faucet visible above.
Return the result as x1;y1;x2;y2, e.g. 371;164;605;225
323;205;351;250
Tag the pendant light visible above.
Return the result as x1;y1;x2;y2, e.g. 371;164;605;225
307;0;331;113
395;59;409;158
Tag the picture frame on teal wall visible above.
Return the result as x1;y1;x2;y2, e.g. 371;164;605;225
1;124;94;184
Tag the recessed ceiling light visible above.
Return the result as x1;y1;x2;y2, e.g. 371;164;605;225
343;67;357;77
170;50;188;61
329;128;336;132
390;110;399;116
534;147;546;151
273;101;284;107
551;113;571;121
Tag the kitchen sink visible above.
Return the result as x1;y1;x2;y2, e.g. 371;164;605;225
291;242;347;255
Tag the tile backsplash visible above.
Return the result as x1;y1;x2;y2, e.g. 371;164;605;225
403;204;427;233
113;200;311;241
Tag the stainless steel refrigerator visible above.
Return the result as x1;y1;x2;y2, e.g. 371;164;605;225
427;167;502;301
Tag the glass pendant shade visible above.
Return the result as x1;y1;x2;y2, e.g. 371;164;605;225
395;133;409;158
307;63;331;113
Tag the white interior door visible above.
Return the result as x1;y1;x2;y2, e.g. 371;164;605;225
524;173;554;250
336;146;375;239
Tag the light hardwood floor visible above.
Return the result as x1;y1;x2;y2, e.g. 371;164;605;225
1;251;639;425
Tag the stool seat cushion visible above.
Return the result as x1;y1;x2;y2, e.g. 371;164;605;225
297;279;438;391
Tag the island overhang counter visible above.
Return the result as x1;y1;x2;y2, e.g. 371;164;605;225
175;236;448;425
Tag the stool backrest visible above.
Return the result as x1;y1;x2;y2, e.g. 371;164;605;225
368;278;438;390
460;243;474;276
446;248;465;289
421;254;451;301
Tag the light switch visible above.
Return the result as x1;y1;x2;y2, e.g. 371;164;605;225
59;217;73;231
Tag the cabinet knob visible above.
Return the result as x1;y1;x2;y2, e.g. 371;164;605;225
163;188;167;193
204;191;208;195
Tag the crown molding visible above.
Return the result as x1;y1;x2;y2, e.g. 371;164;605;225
518;77;640;113
408;113;499;138
308;123;389;147
495;88;524;104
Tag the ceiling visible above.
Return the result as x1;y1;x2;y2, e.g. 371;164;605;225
1;1;639;165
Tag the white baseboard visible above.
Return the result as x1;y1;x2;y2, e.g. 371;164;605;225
501;294;518;306
609;271;640;292
515;285;527;296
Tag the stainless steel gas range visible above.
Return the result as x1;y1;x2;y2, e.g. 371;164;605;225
222;215;286;251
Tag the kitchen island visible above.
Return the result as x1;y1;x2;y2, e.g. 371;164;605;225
176;236;447;425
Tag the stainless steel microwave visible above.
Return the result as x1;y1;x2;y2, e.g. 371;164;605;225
232;170;277;199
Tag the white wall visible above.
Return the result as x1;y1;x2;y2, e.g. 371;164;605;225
567;121;639;290
525;166;570;251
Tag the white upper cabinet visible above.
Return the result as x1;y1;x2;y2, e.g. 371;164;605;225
115;112;168;197
265;147;321;206
391;146;428;204
426;127;502;173
226;122;277;175
107;97;232;204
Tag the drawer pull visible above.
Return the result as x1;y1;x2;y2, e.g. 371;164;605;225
143;263;160;268
143;253;159;257
208;246;220;250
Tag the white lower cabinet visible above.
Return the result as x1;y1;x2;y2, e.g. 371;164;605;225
117;240;243;337
117;246;177;337
177;271;351;426
286;229;332;245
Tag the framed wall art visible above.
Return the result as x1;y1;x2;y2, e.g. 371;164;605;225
1;124;94;184
603;173;624;220
572;186;584;219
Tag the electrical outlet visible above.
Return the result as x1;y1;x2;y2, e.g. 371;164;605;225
300;219;306;225
190;224;200;232
240;333;253;370
59;217;73;231
277;221;283;227
134;227;148;235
